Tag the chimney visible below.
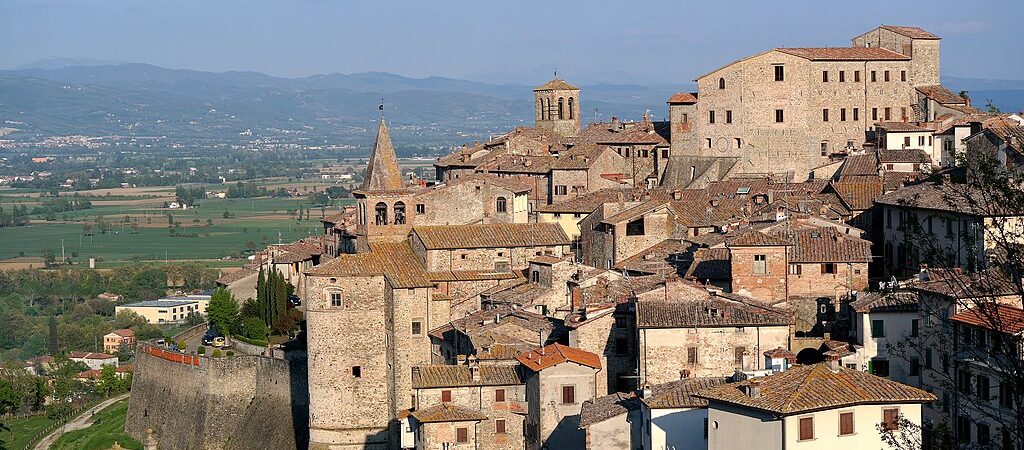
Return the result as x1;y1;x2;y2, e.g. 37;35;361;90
743;380;762;398
672;190;683;201
679;369;691;379
639;384;652;399
469;356;480;381
571;286;582;310
611;117;620;130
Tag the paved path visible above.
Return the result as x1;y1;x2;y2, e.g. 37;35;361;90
33;393;130;450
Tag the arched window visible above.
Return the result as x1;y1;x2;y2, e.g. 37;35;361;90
719;78;726;89
394;201;406;225
568;97;574;119
539;99;545;120
496;197;507;213
558;97;564;120
374;202;388;225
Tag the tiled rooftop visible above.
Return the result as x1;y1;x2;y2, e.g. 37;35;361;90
516;343;601;372
411;365;524;389
413;223;570;249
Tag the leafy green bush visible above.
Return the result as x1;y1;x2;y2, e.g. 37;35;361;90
211;349;222;358
239;316;268;341
197;346;206;355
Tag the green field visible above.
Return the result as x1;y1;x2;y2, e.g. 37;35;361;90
0;196;352;264
3;414;56;450
51;399;142;450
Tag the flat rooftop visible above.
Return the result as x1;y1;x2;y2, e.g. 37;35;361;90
120;300;198;308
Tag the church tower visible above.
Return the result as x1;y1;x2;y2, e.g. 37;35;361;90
534;78;580;137
354;118;415;250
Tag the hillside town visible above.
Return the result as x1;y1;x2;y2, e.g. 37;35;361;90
19;23;1017;450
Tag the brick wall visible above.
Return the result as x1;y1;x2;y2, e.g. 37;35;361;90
730;246;788;303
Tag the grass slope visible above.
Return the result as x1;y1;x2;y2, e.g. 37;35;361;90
4;414;56;450
50;399;141;450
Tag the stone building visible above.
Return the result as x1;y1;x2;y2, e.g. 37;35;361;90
636;290;793;385
407;403;487;450
578;391;643;450
534;79;581;138
409;222;570;274
410;364;527;450
640;377;728;450
427;306;563;365
517;343;601;450
675;25;947;182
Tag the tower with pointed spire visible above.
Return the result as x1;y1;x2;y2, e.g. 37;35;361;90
534;78;580;137
353;118;417;250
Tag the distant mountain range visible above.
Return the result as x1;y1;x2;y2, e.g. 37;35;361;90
1;61;1021;155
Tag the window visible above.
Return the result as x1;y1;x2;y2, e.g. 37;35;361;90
911;319;920;337
709;111;716;124
775;109;784;123
706;138;712;148
568;97;574;119
687;346;698;365
330;292;343;308
561;385;576;404
873;359;889;377
494;261;510;272
495;419;506;434
496;197;507;213
374;202;388;225
853;108;859;121
839;71;846;82
615;316;628;328
799;417;814;441
616;338;629;356
415;203;425;214
726;110;733;124
821;142;828;156
495;389;505;402
441;390;452;402
753;254;767;275
821;263;836;274
925;349;933;369
789;264;802;275
352;366;361;378
456;427;468;443
904;136;911;148
822;70;829;82
978;375;991;401
884;70;890;82
978;423;990;447
871;70;877;82
735;138;742;148
554;185;567;196
884;107;892;121
662;149;668;158
871;319;885;337
734;346;746;366
411;320;422;336
719;77;726;89
901;107;908;121
393;201;406;225
872;108;878;121
557;97;564;119
774;65;785;81
840;108;847;121
626;218;645;236
854;70;861;82
957;416;971;443
911;359;921;376
1000;380;1015;408
822;109;829;122
839;412;855;436
901;70;907;82
530;270;539;283
883;407;900;431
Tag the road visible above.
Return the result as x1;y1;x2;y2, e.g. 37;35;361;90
33;393;130;450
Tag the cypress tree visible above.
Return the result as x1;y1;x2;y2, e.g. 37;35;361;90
274;272;287;331
48;316;58;355
256;267;267;325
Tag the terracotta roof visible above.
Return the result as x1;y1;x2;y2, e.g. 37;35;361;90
428;307;558;341
411;403;488;423
110;329;135;338
880;25;940;40
784;227;872;263
667;92;698;104
535;188;639;213
850;291;918;313
874;179;995;215
763;347;797;362
636;297;793;329
413;223;570;249
305;241;432;288
839;154;880;178
950;304;1024;335
776;47;910;61
441;173;535;194
362;119;405;191
322;212;347;224
516;343;601;372
216;268;255;286
875;122;933;133
474;154;555;174
529;255;566;265
411;365;524;388
913;268;1021;299
831;181;883;211
614;239;692;276
579;392;641;427
642;377;729;410
727;230;791;247
534;78;579;91
271;241;322;264
916;85;966;104
684;247;731;281
550;145;610;170
696;363;936;415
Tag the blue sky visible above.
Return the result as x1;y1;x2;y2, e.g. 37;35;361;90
1;0;1021;82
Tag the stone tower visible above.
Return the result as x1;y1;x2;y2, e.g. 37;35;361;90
534;78;580;137
354;118;415;250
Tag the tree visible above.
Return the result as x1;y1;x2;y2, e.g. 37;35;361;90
48;315;59;355
43;249;56;267
207;287;239;336
986;99;1001;113
95;365;119;397
0;380;19;415
240;316;268;342
256;268;268;326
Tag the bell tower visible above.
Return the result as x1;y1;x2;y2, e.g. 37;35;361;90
534;78;580;137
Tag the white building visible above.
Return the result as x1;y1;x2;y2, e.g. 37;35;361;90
698;364;935;450
848;290;921;383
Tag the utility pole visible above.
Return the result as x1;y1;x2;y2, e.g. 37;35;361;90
61;238;65;263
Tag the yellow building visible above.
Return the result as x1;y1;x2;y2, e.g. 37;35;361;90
115;299;202;324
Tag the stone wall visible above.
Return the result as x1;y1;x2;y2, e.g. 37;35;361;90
125;345;308;450
730;246;788;303
414;384;527;450
638;325;790;385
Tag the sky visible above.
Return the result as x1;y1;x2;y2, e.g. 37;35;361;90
1;0;1022;83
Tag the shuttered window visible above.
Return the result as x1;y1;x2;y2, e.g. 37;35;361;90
839;412;855;436
799;417;814;441
494;389;505;402
456;427;468;443
495;419;506;434
441;390;452;402
734;346;746;365
562;385;576;404
883;407;900;430
687;347;698;365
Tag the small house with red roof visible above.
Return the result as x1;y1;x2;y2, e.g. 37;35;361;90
103;328;136;354
516;343;601;450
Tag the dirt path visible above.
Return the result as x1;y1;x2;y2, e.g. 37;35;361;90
33;393;130;450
